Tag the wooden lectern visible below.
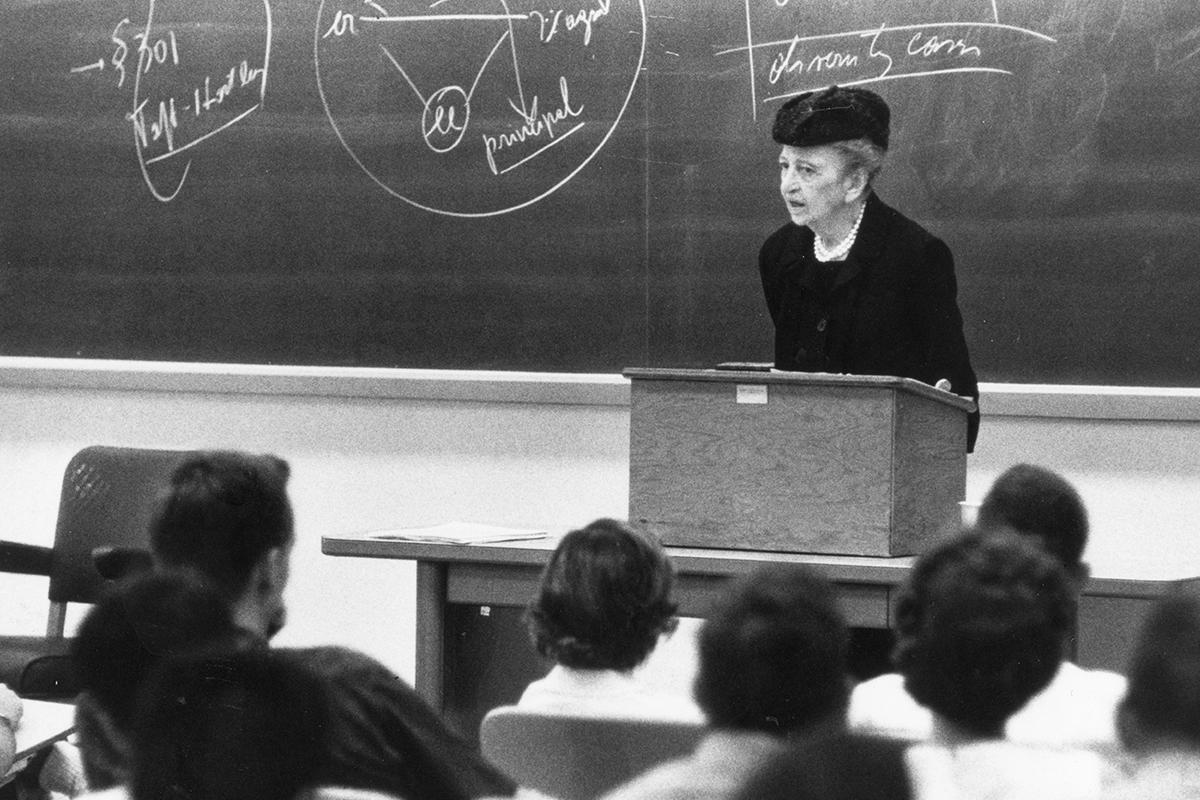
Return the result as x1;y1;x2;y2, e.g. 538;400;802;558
624;368;976;556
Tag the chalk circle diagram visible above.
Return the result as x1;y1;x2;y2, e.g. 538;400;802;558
314;0;647;217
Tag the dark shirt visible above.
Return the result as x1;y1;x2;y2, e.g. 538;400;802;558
279;646;518;800
759;193;979;451
77;646;518;800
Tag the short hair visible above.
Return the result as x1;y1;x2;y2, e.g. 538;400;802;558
130;647;330;800
150;450;293;599
894;529;1076;736
977;463;1088;569
70;572;241;730
830;138;887;185
1120;589;1200;748
733;732;913;800
695;564;848;735
526;519;678;671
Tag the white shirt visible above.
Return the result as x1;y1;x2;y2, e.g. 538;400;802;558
1102;750;1200;800
849;662;1128;750
906;740;1107;800
518;665;703;722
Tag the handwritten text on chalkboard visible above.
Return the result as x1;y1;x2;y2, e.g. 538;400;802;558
70;0;273;202
723;1;1055;117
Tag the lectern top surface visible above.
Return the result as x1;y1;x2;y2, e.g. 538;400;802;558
622;368;976;412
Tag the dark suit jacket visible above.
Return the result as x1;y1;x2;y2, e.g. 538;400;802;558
759;193;979;451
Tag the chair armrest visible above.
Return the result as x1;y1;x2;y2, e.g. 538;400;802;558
0;541;53;576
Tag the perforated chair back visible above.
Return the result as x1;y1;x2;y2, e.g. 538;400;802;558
479;706;705;800
0;445;188;697
46;445;187;613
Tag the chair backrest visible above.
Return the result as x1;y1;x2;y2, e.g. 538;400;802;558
47;445;188;608
479;706;706;800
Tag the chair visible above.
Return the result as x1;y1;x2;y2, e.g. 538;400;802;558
479;706;706;800
0;446;188;699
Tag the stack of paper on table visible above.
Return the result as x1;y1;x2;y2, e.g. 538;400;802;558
363;521;548;545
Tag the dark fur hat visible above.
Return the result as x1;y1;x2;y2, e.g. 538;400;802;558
772;85;890;150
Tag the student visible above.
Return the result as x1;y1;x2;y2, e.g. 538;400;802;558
519;518;700;721
600;563;849;800
69;572;249;790
79;643;404;800
147;450;517;800
1105;589;1200;799
850;463;1127;750
896;529;1106;799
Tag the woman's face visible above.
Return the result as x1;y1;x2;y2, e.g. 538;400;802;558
778;144;857;231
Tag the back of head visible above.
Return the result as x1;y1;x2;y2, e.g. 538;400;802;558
150;450;293;600
1119;589;1200;753
131;647;330;800
977;463;1088;571
695;564;848;736
894;529;1076;736
71;572;241;731
526;518;677;671
733;732;913;800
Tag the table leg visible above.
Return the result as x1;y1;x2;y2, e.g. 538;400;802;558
415;561;448;711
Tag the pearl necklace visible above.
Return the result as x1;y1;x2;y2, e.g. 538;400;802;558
813;201;867;262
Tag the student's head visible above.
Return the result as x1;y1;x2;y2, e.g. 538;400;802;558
1117;589;1200;755
894;528;1076;738
695;564;848;737
71;572;244;732
70;572;249;788
150;450;294;638
977;463;1089;579
526;518;678;671
733;732;913;800
130;647;330;800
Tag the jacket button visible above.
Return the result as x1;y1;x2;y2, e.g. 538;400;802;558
816;318;828;332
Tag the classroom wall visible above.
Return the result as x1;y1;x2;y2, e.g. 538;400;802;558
3;358;1200;680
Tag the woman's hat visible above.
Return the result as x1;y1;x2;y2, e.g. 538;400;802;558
772;85;890;150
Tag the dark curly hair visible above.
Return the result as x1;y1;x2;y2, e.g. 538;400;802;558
977;463;1088;571
733;732;912;800
150;450;293;599
525;519;678;671
70;572;243;730
1120;589;1200;749
695;564;848;736
894;528;1075;737
131;647;330;800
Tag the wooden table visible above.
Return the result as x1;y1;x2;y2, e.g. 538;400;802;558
322;534;1200;728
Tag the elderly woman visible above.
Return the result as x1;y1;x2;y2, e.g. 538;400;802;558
519;518;701;721
759;85;979;451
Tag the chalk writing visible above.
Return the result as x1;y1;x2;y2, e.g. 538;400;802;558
70;0;272;201
483;76;585;174
313;0;645;217
721;1;1056;117
529;0;612;46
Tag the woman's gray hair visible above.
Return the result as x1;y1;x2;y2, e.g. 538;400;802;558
832;137;887;186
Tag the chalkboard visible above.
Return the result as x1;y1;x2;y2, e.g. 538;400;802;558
2;0;1199;384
